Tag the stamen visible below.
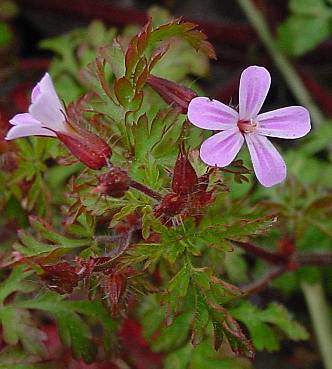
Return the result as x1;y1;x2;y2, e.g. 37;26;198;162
237;119;257;133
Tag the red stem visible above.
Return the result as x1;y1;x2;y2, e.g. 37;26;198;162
130;180;163;202
230;240;286;264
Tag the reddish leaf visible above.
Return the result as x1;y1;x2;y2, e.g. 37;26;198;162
222;312;255;359
101;269;129;315
136;19;152;54
150;19;217;60
114;77;134;107
148;44;170;72
125;37;139;76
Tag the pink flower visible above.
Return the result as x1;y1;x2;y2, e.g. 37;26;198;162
187;66;311;187
6;73;69;139
6;73;112;170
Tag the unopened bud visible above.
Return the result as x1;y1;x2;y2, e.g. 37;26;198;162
147;75;197;114
56;129;111;170
172;149;198;195
93;167;130;198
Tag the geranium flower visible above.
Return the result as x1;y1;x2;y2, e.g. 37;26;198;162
187;66;311;187
6;73;111;169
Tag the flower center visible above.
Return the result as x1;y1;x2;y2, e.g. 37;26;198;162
237;119;257;134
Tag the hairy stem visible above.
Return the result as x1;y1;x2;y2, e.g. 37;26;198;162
130;180;163;201
236;0;325;127
242;265;286;295
302;282;332;369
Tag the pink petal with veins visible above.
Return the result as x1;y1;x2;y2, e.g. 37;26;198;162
188;97;238;131
257;106;311;139
200;128;244;167
239;66;271;120
245;133;286;187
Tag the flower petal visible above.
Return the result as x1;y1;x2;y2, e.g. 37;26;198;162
9;113;41;126
38;73;63;110
188;97;238;130
200;128;244;167
29;92;67;132
31;84;41;103
5;124;56;140
239;66;271;120
245;134;286;187
257;106;311;139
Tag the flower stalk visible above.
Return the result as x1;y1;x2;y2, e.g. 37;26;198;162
302;282;332;369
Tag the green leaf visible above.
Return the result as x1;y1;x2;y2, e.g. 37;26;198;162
16;293;117;363
290;0;329;13
139;295;166;340
149;19;216;59
30;217;91;248
132;109;182;163
192;341;245;369
278;14;331;56
164;341;245;369
259;303;309;341
0;21;12;47
231;301;309;352
114;77;134;107
223;250;248;284
0;346;53;368
164;344;193;369
0;308;47;357
0;266;33;305
169;265;191;297
151;312;192;352
191;294;209;345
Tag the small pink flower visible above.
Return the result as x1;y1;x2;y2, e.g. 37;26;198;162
6;73;69;139
6;73;112;169
187;66;311;187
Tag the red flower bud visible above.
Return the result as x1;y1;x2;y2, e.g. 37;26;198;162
172;149;198;195
93;167;130;198
56;129;111;170
101;270;128;315
147;75;197;114
41;262;79;294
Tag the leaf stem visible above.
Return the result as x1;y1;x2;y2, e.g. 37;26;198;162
301;282;332;369
236;0;325;127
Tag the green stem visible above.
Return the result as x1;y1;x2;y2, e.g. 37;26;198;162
236;0;325;127
302;282;332;369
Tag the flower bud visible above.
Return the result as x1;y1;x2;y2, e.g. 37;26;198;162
93;167;130;197
172;149;198;195
56;129;111;170
147;75;197;114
